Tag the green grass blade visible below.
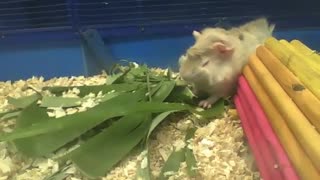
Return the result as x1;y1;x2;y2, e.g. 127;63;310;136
185;128;198;177
1;99;222;143
136;111;176;180
3;80;221;158
146;70;152;101
166;86;195;104
152;81;176;102
147;111;175;139
43;83;143;97
0;109;20;119
135;161;152;180
105;74;122;85
40;96;82;108
13;102;53;156
195;98;225;119
135;80;178;179
7;94;41;109
158;148;186;180
43;163;72;180
0;111;21;121
99;92;123;102
9;90;147;157
69;113;151;178
76;83;144;97
0;102;189;143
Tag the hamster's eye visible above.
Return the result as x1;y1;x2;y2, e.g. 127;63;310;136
202;60;209;67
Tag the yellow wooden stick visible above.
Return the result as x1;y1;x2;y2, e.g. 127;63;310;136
264;37;320;100
243;66;320;179
256;46;320;132
290;39;320;59
280;39;320;62
248;54;320;170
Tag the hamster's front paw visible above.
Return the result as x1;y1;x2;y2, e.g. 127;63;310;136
199;100;213;109
198;95;219;109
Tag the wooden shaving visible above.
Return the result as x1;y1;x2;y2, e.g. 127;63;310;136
0;71;259;180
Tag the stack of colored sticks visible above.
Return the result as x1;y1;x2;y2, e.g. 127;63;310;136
234;37;320;180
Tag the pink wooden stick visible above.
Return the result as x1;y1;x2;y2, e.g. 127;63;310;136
237;75;299;180
237;88;284;180
234;95;272;180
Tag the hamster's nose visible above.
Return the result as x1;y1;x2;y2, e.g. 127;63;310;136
179;70;194;82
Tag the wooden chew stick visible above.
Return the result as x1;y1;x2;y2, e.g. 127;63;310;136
248;53;320;170
237;88;283;180
264;37;320;100
234;96;272;180
280;39;320;63
238;76;298;180
256;46;320;133
290;39;320;60
243;65;320;180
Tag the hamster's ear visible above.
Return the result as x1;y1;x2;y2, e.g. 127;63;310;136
212;42;234;56
192;30;201;40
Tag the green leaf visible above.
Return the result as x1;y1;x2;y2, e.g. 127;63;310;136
0;110;21;121
43;83;143;97
185;127;196;141
106;67;132;85
40;96;82;108
147;81;163;98
3;77;220;159
196;98;225;119
157;127;198;180
147;111;175;139
43;163;72;180
146;70;152;101
69;113;151;178
136;111;176;180
105;73;123;85
166;86;195;104
158;148;186;180
74;83;144;97
10;89;147;157
185;128;198;177
152;81;176;102
135;80;177;180
135;161;152;180
99;92;123;102
0;109;19;118
7;94;41;109
174;79;188;86
0;101;191;143
129;65;148;76
2;98;222;144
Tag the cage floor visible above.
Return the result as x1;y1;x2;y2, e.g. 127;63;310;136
0;73;259;180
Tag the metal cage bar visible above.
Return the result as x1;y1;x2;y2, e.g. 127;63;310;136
0;0;319;42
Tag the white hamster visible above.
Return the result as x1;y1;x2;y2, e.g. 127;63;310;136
179;18;275;108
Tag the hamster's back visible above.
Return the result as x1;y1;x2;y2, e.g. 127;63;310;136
239;18;275;44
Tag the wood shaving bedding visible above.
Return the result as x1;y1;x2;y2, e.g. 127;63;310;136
0;73;259;180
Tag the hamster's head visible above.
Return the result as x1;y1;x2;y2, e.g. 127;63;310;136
179;29;236;84
178;51;211;84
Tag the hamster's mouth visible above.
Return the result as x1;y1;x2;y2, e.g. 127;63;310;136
179;69;203;83
179;71;194;83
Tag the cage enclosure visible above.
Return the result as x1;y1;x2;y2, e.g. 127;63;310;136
0;0;320;179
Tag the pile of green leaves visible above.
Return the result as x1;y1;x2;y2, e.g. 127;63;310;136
0;63;224;179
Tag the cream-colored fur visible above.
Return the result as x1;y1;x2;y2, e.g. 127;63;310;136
179;18;275;108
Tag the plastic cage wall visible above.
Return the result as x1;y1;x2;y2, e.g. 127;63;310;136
0;0;320;80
